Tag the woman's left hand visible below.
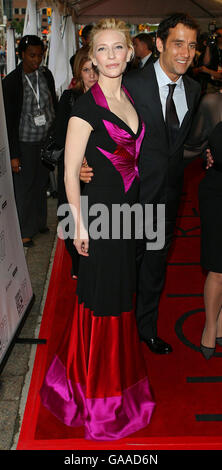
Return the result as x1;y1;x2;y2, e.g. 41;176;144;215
74;227;89;256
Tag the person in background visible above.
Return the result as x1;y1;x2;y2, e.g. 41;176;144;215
199;27;222;93
68;55;77;89
184;89;222;360
55;46;98;278
0;45;6;78
133;33;154;68
69;23;94;88
2;35;57;247
81;24;94;46
15;39;20;65
186;32;209;93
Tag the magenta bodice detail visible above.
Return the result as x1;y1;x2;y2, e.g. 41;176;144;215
90;82;145;193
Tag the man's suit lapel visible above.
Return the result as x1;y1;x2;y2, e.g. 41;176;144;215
142;64;168;147
170;74;197;154
143;54;154;67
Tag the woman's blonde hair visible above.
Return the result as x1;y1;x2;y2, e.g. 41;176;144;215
89;18;134;57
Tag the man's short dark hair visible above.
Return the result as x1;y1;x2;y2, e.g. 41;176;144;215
82;24;93;41
18;35;45;59
70;54;75;71
134;33;154;52
157;12;199;45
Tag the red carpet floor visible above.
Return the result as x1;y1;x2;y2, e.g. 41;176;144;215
17;158;222;450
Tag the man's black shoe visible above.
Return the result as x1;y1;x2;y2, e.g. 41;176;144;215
141;336;173;354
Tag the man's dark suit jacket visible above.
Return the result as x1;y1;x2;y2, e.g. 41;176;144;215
123;63;201;217
2;62;58;160
142;53;155;68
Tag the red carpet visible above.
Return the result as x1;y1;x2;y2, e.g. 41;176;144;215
17;158;222;450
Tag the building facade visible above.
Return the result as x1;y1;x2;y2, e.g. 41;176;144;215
12;0;50;32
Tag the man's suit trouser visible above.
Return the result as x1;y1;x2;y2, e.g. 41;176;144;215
135;197;181;339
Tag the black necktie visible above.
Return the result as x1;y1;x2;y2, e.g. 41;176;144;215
165;84;180;146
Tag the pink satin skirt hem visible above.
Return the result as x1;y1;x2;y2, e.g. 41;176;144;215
40;355;155;441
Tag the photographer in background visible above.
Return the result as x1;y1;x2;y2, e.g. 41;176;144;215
200;25;222;93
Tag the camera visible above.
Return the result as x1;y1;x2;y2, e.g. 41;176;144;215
207;20;218;47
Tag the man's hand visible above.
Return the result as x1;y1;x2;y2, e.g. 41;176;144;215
80;157;93;183
11;158;21;173
206;148;214;169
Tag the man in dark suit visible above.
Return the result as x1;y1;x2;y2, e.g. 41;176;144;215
123;13;201;354
80;13;201;354
133;33;154;68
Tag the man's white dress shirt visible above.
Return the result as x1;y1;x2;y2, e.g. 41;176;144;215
154;59;188;126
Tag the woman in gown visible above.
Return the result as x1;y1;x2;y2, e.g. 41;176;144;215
40;18;155;440
55;46;98;278
185;89;222;359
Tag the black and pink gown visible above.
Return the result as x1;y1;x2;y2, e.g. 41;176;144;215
40;82;155;441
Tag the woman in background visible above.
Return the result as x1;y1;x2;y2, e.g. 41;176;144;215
185;89;222;360
198;91;222;359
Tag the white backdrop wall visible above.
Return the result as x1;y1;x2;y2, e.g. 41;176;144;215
0;80;33;367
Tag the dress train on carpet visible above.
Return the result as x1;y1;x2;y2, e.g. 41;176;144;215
40;295;155;441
